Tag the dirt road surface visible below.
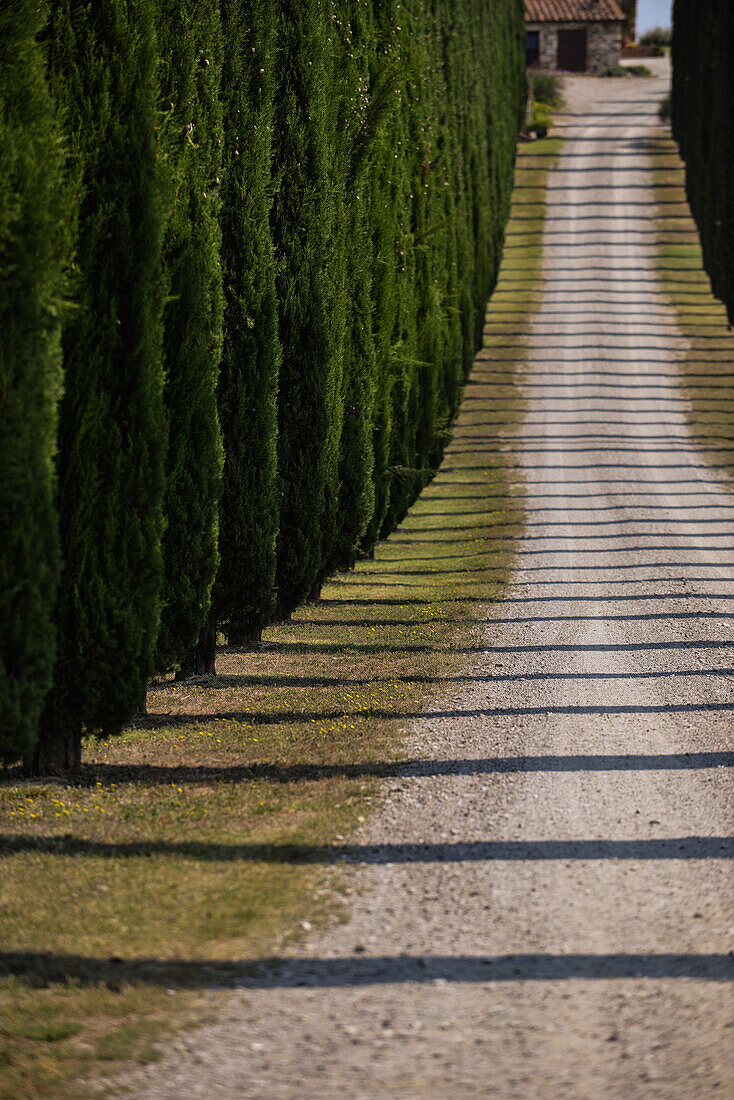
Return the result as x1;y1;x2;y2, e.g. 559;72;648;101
123;64;734;1099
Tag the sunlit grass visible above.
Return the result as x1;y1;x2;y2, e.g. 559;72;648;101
0;137;559;1100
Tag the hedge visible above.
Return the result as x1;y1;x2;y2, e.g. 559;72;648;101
672;0;734;325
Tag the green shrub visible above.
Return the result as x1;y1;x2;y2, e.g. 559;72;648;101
36;0;168;772
0;0;67;766
532;102;553;128
626;64;652;76
640;26;671;47
601;64;628;77
528;71;564;109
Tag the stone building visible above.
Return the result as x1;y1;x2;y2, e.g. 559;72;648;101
525;0;626;74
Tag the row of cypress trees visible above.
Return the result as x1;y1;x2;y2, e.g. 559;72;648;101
671;0;734;325
0;0;525;773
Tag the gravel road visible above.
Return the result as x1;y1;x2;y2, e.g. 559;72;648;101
123;65;734;1099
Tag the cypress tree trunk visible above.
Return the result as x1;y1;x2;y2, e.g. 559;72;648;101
226;626;263;648
213;0;280;648
33;0;168;773
0;1;66;768
175;611;217;678
154;0;225;675
30;718;82;776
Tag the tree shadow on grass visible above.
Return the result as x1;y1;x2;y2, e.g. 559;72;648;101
3;751;732;790
1;833;731;863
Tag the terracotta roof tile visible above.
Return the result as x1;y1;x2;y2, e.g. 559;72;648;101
526;0;625;21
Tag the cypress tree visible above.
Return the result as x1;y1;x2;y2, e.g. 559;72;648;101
433;4;465;430
360;11;401;552
673;0;734;325
153;0;224;675
360;175;398;551
380;8;421;536
331;194;377;570
213;0;280;652
34;0;167;772
409;5;452;479
272;0;341;617
447;0;483;378
329;0;381;571
484;0;524;311
0;1;66;767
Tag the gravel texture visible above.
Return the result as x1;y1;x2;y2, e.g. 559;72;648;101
122;63;734;1099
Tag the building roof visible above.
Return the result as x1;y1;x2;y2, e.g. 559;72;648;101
526;0;625;21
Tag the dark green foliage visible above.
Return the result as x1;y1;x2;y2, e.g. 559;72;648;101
309;5;350;592
154;0;224;673
329;0;378;571
36;0;167;770
272;0;342;616
271;0;524;601
0;1;66;766
333;200;378;570
215;0;280;645
672;0;734;325
343;0;524;550
3;0;524;755
372;1;421;535
601;64;628;77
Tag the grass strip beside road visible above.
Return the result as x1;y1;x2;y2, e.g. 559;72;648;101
0;137;558;1100
649;133;734;473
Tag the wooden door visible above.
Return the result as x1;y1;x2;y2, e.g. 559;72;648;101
557;28;587;72
526;30;540;67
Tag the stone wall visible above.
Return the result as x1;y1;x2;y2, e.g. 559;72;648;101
588;22;623;70
527;21;622;74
